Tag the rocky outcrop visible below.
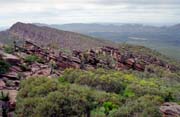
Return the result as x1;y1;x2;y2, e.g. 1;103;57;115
160;102;180;117
0;50;20;65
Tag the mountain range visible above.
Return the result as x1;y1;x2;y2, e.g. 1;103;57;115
0;22;180;59
35;23;180;59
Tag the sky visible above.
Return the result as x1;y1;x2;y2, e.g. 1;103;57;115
0;0;180;27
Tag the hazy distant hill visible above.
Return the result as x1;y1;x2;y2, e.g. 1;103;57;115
0;22;117;51
43;23;180;59
48;23;180;43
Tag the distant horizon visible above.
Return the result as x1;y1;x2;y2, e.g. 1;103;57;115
1;21;180;29
1;0;180;27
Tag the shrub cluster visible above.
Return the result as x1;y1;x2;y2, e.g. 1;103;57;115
16;77;121;117
0;60;10;74
16;68;180;117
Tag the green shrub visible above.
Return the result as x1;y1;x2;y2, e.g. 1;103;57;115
24;55;43;64
0;60;10;74
15;68;180;117
16;77;121;117
4;45;14;54
103;101;118;115
62;69;138;93
0;91;9;101
111;95;163;117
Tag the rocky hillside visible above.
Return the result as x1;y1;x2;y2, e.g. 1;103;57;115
0;22;117;51
0;22;180;117
0;41;180;116
48;23;180;59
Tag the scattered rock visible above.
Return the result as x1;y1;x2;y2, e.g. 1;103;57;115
9;66;22;72
125;58;135;67
33;68;51;76
2;72;19;80
134;63;145;71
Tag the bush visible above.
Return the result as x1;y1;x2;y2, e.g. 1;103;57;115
112;95;163;117
24;55;43;64
4;45;14;54
0;91;9;101
0;60;10;74
16;77;121;117
62;69;137;93
15;68;180;117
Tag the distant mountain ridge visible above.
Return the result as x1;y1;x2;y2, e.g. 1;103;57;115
0;22;117;51
36;23;180;59
0;22;180;59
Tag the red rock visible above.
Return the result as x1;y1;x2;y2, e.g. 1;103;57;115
0;80;6;89
134;63;145;71
71;63;80;69
9;101;16;110
2;72;19;79
71;57;81;64
9;66;22;72
116;63;128;70
0;50;21;65
160;102;180;117
34;68;51;76
126;58;135;66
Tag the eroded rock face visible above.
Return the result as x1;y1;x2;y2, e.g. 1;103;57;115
160;102;180;117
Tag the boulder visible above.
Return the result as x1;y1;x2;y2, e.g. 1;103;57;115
116;63;128;70
126;58;135;66
160;102;180;117
71;57;81;64
0;50;20;65
2;72;19;80
0;80;6;90
9;66;22;72
31;65;41;73
134;63;145;71
33;68;51;76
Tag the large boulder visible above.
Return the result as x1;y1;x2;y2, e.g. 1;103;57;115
0;50;20;65
134;63;145;71
160;102;180;117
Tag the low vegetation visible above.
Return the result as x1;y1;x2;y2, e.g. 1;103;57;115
16;68;180;117
24;55;43;64
3;45;14;54
16;77;121;117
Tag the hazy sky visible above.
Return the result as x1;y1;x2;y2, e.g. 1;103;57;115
0;0;180;26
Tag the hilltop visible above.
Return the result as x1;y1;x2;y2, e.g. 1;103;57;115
0;22;117;51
